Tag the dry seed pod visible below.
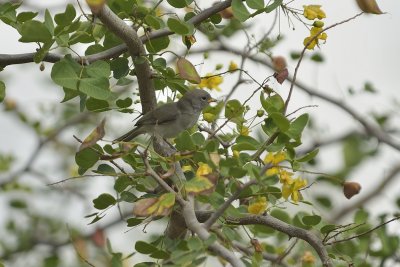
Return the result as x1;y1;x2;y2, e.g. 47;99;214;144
343;182;362;199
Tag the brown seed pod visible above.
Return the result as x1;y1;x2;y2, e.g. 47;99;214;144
343;182;362;199
356;0;383;14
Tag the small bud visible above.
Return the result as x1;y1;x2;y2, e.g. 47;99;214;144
343;182;362;199
313;20;324;28
215;64;223;70
257;109;264;117
39;63;45;71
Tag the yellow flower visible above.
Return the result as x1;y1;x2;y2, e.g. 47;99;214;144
302;251;316;264
228;61;238;72
304;27;328;50
196;162;212;176
199;73;223;91
279;170;294;185
248;197;267;215
303;5;326;20
266;167;280;176
264;151;286;165
282;178;307;203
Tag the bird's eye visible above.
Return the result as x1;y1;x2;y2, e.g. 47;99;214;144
201;96;207;101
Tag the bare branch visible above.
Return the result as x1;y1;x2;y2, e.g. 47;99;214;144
226;215;333;267
204;180;257;229
325;215;400;245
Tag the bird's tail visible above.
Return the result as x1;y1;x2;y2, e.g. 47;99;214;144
113;128;144;143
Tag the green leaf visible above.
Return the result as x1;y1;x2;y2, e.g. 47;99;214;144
167;18;194;35
116;98;133;108
269;112;290;131
260;93;285;114
286;114;309;140
16;11;38;22
145;14;163;30
86;60;111;78
0;81;5;102
150;249;170;259
246;0;264;10
120;191;137;202
264;0;283;13
271;209;291;224
225;99;245;119
79;77;111;100
127;218;143;227
146;36;170;53
93;193;116;209
167;0;194;8
96;164;115;174
54;4;76;26
86;97;109;112
110;57;129;79
297;148;319;162
320;224;336;234
19;20;52;43
175;131;196;151
302;215;321;226
232;135;260;151
176;57;201;84
51;58;80;89
135;241;157;254
44;9;54;35
114;176;131;192
61;87;80;102
232;0;250;22
75;147;100;169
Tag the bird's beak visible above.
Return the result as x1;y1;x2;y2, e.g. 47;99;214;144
208;98;217;103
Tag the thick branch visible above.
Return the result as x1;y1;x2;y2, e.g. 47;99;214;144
227;215;333;267
95;5;156;113
182;200;245;267
0;1;232;68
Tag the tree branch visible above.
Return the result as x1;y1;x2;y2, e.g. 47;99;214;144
204;180;257;229
226;215;333;267
0;1;233;68
181;199;246;267
94;5;156;113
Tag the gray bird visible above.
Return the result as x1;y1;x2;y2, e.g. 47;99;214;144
114;89;215;142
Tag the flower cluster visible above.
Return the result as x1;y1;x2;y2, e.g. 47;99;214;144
198;73;223;91
264;151;308;203
303;5;327;50
248;196;267;215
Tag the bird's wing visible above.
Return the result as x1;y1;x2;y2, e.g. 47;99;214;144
135;103;179;126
